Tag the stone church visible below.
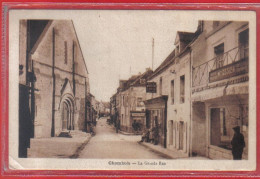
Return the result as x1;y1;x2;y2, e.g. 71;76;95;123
19;20;90;157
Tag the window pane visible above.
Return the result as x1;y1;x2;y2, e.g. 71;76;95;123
171;80;174;104
180;75;185;103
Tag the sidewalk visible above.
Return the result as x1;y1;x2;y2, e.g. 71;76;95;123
108;124;141;136
138;141;210;160
27;131;91;158
119;130;139;135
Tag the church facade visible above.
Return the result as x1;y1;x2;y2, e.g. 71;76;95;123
19;20;90;157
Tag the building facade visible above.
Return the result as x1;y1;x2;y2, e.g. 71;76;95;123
144;31;195;153
191;21;249;159
110;93;118;126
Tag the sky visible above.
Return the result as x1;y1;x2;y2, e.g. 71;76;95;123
10;9;255;102
72;10;198;102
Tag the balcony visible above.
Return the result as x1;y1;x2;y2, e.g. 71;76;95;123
192;46;248;88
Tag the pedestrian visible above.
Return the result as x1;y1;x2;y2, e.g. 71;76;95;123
231;126;245;160
132;120;138;133
136;122;142;132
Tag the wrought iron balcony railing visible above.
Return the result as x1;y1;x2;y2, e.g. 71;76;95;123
192;46;248;87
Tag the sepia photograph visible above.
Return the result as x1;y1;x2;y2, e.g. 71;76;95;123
8;9;256;170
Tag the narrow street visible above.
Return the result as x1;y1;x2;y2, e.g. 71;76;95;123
78;117;164;159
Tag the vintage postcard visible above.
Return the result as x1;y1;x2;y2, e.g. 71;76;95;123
8;8;256;171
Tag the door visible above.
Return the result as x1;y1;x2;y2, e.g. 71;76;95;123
62;102;69;130
169;120;173;145
210;108;221;146
146;110;150;129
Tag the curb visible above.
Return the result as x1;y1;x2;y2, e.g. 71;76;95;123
118;130;139;136
138;141;210;160
138;141;173;159
69;136;92;159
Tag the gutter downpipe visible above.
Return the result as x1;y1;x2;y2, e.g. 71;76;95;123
189;47;193;157
51;28;56;137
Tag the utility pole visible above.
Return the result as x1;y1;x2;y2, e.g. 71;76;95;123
152;38;154;71
152;38;154;99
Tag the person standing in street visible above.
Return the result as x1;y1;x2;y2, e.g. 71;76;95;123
231;126;245;160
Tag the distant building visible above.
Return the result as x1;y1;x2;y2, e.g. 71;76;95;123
116;68;153;133
99;101;110;117
191;21;249;159
86;93;98;131
19;20;90;157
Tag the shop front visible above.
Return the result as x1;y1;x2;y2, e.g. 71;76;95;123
144;96;168;148
206;94;248;160
192;84;248;159
130;111;146;134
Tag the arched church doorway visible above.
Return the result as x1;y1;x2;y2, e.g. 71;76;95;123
61;96;74;131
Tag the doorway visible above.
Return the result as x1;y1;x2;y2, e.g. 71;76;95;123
61;98;74;131
179;121;184;150
210;108;221;146
169;120;173;145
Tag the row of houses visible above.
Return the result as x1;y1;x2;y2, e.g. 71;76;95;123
18;20;100;157
110;20;249;160
110;68;153;133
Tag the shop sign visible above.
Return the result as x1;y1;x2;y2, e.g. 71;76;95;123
131;112;146;117
209;60;248;83
146;82;157;93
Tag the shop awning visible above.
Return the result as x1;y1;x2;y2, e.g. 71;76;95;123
192;82;248;102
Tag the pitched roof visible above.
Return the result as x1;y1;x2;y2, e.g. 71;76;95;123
130;68;153;86
148;49;175;80
30;20;53;54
